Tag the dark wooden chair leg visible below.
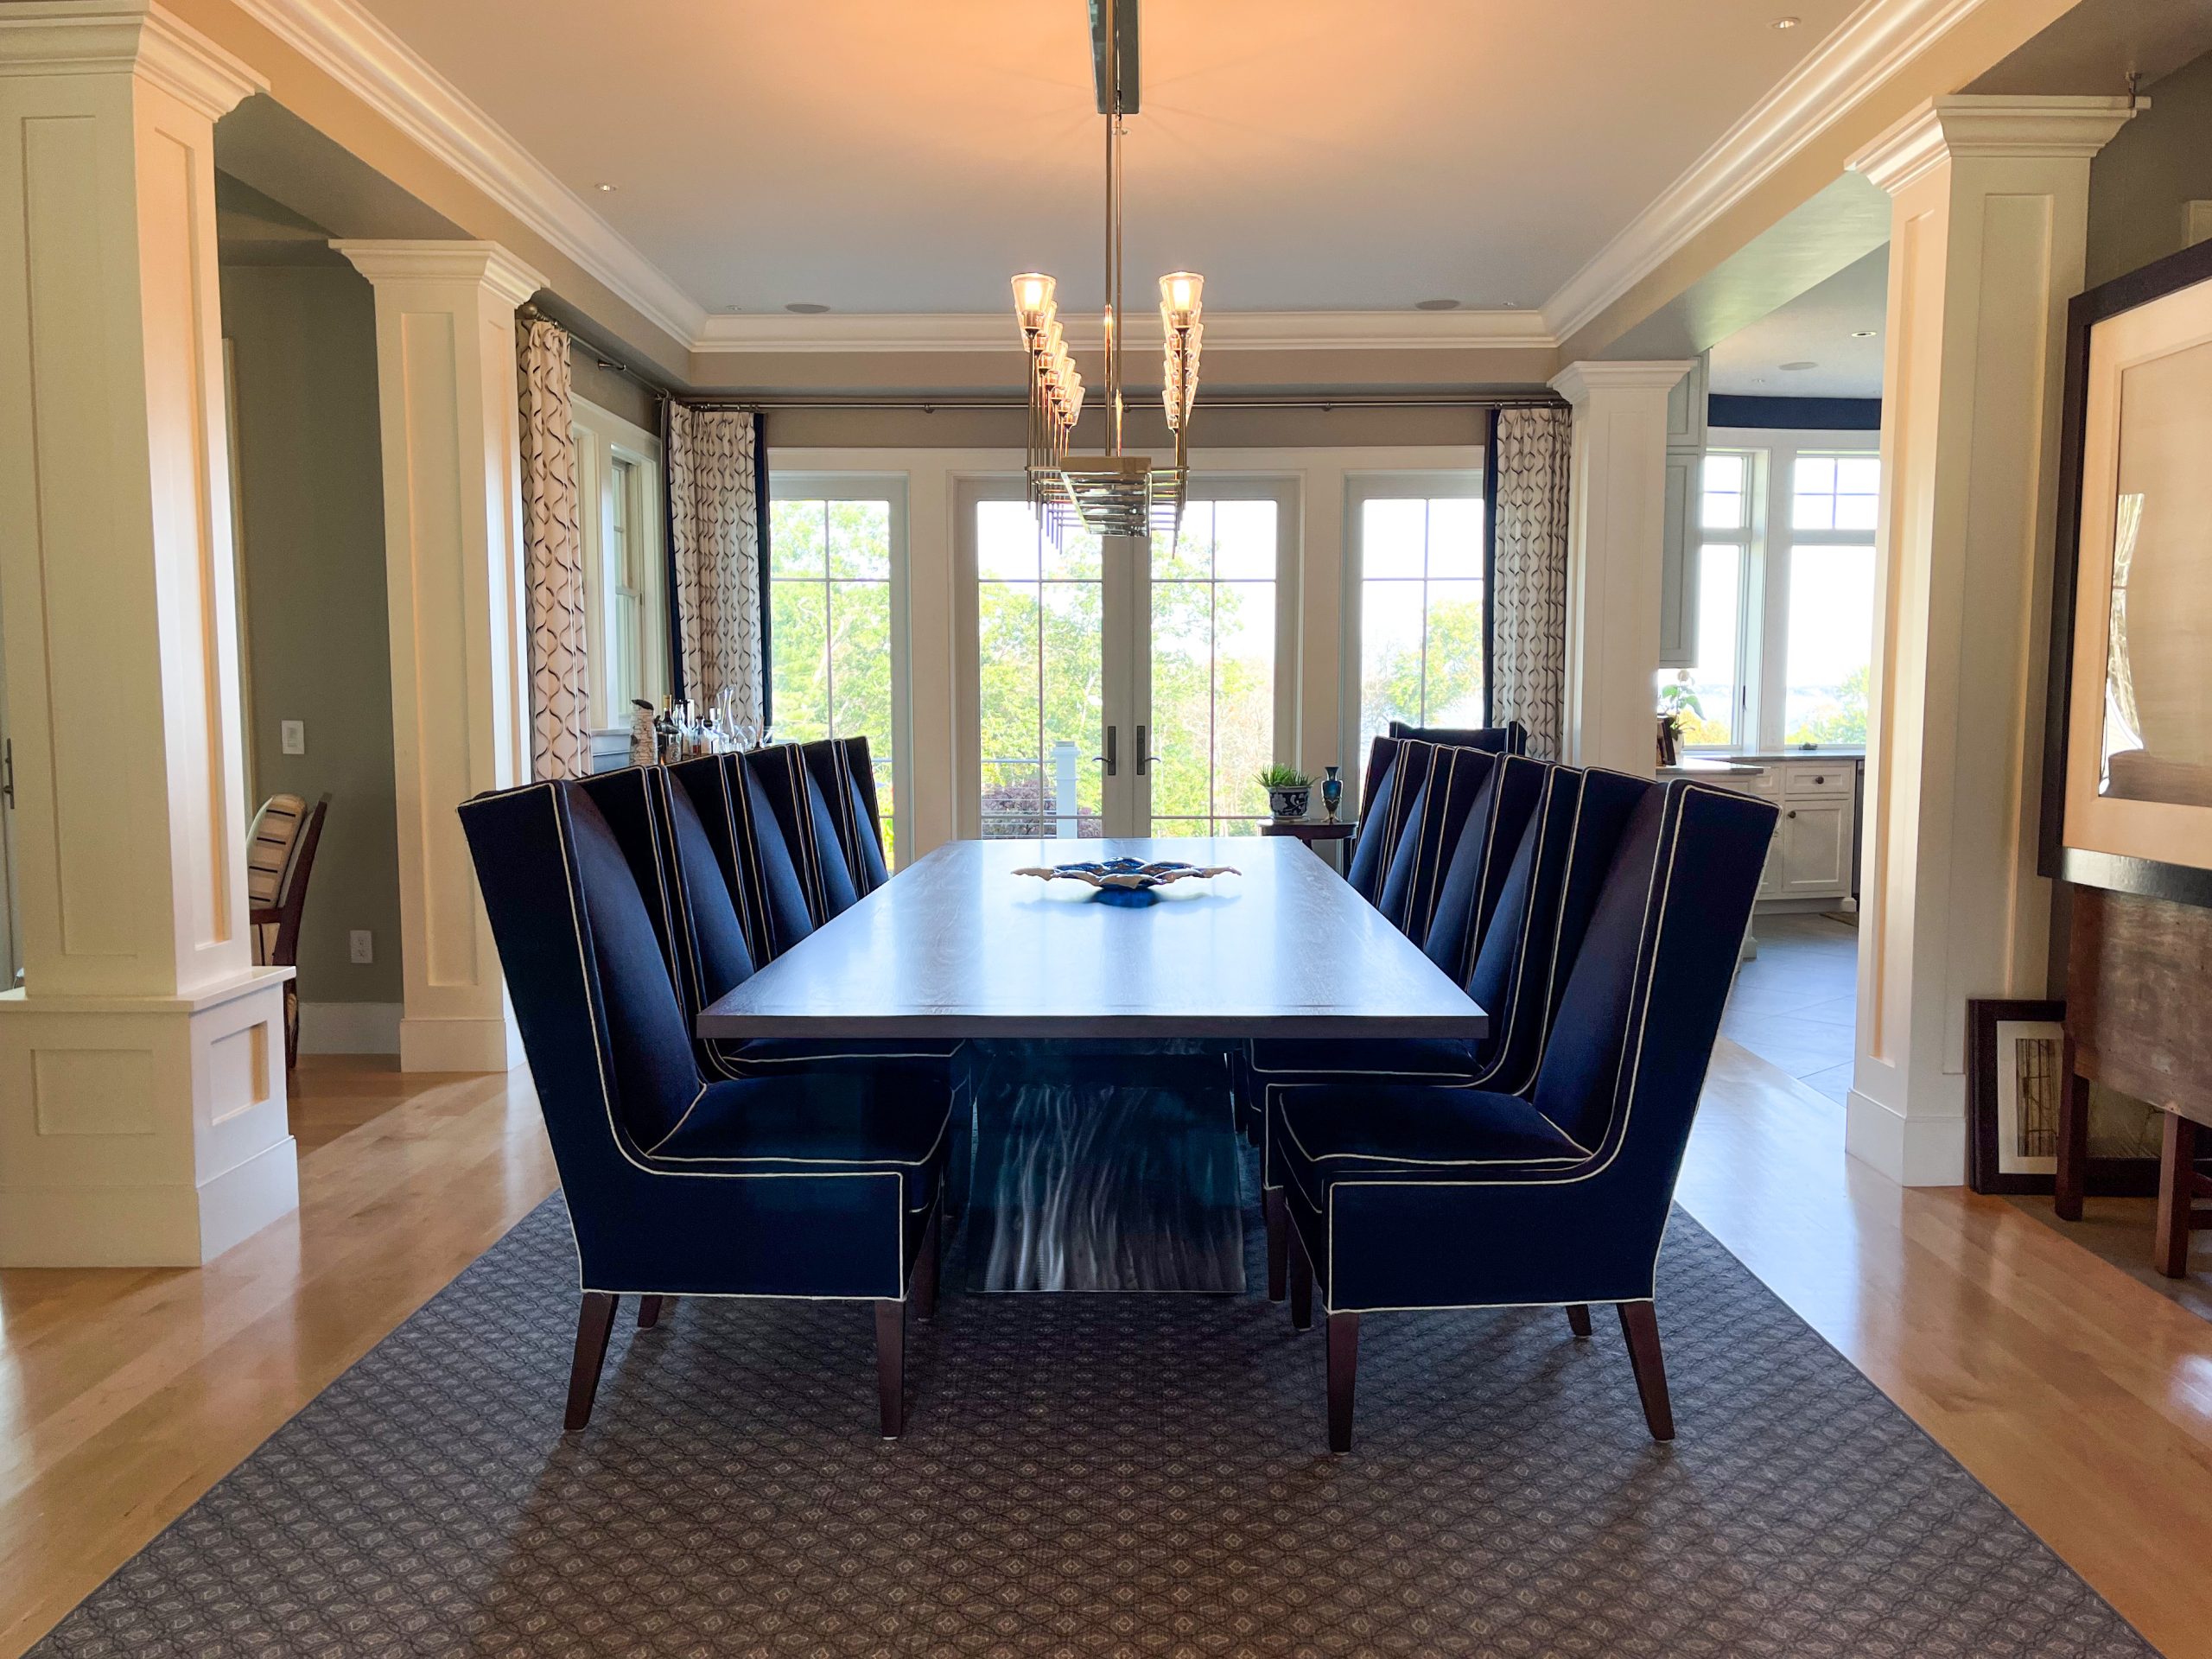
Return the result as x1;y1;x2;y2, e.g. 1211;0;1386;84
912;1208;941;1323
564;1293;619;1432
1617;1300;1675;1442
2153;1111;2196;1279
1325;1311;1360;1453
875;1298;906;1439
2055;1039;2089;1222
1264;1188;1288;1302
1567;1303;1593;1338
635;1294;665;1329
1288;1226;1313;1332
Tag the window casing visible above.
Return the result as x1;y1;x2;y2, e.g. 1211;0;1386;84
1663;430;1878;753
571;396;667;739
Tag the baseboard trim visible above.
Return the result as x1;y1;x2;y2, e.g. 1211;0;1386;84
299;1001;403;1055
400;1014;523;1074
0;1134;300;1266
1846;1087;1966;1186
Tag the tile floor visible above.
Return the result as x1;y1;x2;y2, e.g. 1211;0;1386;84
1721;912;1859;1106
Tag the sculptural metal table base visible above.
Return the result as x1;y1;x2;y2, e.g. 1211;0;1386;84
957;1042;1246;1294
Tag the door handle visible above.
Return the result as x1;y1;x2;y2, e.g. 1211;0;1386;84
1093;724;1117;778
1135;725;1161;776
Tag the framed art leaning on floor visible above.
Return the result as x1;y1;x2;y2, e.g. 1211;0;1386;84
1966;997;2160;1197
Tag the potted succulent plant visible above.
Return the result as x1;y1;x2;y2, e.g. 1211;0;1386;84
1257;763;1313;822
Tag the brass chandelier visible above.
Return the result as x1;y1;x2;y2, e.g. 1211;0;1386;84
1012;0;1202;540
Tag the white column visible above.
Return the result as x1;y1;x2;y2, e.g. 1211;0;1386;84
1549;361;1694;776
1845;96;2133;1185
0;2;297;1264
333;241;543;1073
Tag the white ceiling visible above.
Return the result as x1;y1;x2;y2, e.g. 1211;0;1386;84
350;0;1859;320
1707;245;1887;399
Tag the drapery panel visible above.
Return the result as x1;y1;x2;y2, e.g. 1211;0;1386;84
517;316;590;779
668;404;766;729
1489;405;1573;760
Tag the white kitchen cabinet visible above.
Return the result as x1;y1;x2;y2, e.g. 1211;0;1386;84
1777;798;1850;895
1682;755;1858;906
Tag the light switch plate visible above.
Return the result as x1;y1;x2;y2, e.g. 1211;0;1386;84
280;720;305;755
349;931;373;964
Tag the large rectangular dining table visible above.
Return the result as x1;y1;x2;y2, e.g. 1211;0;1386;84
697;836;1489;1292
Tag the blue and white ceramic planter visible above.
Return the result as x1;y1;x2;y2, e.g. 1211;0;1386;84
1267;785;1311;822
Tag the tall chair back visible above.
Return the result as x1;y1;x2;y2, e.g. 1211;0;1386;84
747;744;861;922
1374;748;1494;941
1529;782;1772;1183
1419;755;1548;978
668;753;817;963
1388;718;1528;754
802;736;892;892
1456;766;1649;1094
1346;736;1434;902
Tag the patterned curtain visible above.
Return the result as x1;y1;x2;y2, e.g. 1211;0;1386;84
517;317;590;779
1489;405;1573;760
668;405;766;728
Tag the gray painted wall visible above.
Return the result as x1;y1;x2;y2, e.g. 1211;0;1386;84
219;260;404;1014
2088;48;2212;288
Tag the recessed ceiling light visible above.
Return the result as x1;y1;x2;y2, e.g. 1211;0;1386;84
1414;298;1461;311
1851;328;1877;338
785;302;831;315
1771;15;1800;29
1781;359;1818;371
594;181;617;193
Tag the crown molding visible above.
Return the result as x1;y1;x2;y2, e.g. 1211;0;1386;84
1541;0;1993;348
0;2;266;119
1850;94;2139;194
690;308;1557;356
1549;360;1697;406
330;238;544;307
230;0;705;346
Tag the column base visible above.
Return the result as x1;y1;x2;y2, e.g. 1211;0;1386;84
400;1013;524;1074
0;970;300;1265
1846;1087;1967;1186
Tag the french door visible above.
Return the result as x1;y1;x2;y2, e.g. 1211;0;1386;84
956;478;1297;841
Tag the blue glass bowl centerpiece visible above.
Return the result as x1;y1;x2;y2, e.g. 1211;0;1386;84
1013;856;1240;907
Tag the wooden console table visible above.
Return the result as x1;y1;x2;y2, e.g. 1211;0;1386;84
2057;885;2212;1276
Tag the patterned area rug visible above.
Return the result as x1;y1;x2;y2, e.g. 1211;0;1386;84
35;1183;2153;1657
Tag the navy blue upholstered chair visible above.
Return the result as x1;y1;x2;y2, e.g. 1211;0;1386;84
747;743;861;923
666;752;816;964
802;736;892;894
648;763;962;1084
1387;718;1529;754
458;776;952;1439
1345;736;1436;903
1373;747;1496;944
1247;763;1646;1300
1265;779;1777;1452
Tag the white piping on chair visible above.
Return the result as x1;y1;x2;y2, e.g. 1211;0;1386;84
533;783;922;1297
1311;784;1764;1315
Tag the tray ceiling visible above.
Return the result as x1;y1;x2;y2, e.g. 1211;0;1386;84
348;0;1858;320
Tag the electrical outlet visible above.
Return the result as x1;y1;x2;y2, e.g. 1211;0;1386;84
349;930;374;964
281;719;306;755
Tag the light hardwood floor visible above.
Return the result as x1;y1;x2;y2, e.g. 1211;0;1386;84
1;1045;2207;1657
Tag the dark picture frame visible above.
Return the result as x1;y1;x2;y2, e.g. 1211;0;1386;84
1967;997;2160;1197
2039;234;2212;911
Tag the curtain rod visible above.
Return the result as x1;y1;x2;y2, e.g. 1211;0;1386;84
671;394;1567;413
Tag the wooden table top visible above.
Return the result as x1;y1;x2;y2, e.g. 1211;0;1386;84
696;836;1489;1041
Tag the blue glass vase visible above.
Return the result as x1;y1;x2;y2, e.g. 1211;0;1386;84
1321;765;1343;823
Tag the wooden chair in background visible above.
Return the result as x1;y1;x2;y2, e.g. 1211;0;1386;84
248;792;329;1073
